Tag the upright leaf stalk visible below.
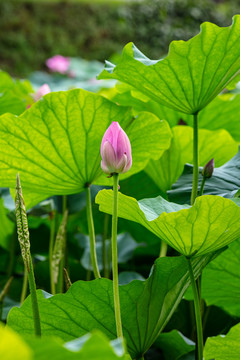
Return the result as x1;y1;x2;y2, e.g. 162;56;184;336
86;185;101;279
15;174;41;336
112;174;123;338
191;113;199;205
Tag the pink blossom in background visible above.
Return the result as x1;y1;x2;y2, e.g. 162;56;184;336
46;55;70;74
33;84;51;102
100;122;132;175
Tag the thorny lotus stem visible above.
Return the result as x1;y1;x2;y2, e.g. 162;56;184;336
191;112;199;205
20;266;28;304
57;195;68;293
85;186;101;279
186;257;203;360
112;173;123;338
102;213;110;278
15;174;41;336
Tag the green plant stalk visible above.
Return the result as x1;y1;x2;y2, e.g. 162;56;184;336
191;112;199;205
28;257;41;336
49;211;56;295
85;186;101;279
112;173;123;338
159;240;168;257
20;265;28;304
57;195;68;293
186;257;203;360
199;177;206;197
102;213;110;278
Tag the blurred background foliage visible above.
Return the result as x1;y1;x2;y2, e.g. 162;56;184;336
1;0;240;77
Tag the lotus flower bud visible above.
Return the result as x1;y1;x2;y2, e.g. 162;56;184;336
33;84;51;102
202;158;214;179
46;55;70;74
100;122;132;175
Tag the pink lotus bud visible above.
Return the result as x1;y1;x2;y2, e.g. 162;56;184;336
46;55;70;74
33;84;51;102
202;158;214;179
100;122;132;175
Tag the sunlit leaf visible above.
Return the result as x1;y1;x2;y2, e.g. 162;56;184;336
96;191;240;257
7;254;217;359
99;16;240;114
0;89;171;208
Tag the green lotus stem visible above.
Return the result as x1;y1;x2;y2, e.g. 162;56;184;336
102;213;110;278
49;211;56;295
57;195;68;292
191;112;199;205
20;266;28;304
15;173;41;336
112;173;123;338
85;186;101;279
159;240;168;257
199;178;206;197
186;257;203;360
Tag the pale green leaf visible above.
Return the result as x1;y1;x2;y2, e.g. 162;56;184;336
99;16;240;114
7;254;217;359
0;324;32;360
204;322;240;360
0;89;171;208
96;191;240;257
145;126;238;192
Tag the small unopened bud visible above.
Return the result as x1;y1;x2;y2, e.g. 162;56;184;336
46;55;70;74
100;122;132;175
202;158;214;179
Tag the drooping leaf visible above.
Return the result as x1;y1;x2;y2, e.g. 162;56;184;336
96;191;240;257
145;126;238;192
0;324;32;360
204;322;240;360
99;16;240;114
168;147;240;204
0;89;171;208
7;254;217;359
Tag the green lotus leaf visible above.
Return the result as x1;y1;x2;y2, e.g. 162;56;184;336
7;254;217;359
145;126;238;192
204;322;240;360
0;89;171;208
99;15;240;114
96;191;240;257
